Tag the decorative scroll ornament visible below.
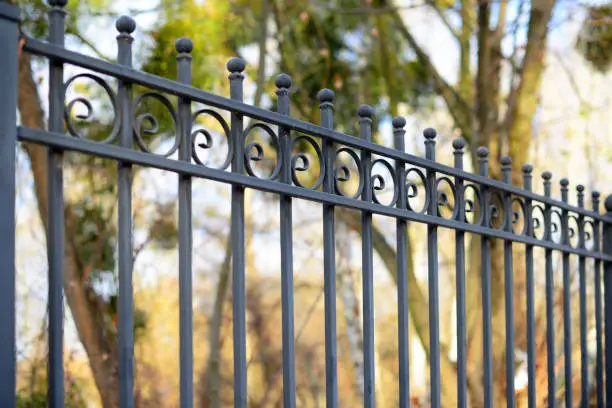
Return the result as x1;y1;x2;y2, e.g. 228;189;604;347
190;109;232;170
64;73;120;143
333;147;363;199
133;92;179;157
291;135;325;190
242;122;282;180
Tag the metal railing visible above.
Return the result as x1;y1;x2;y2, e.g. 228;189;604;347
0;1;611;407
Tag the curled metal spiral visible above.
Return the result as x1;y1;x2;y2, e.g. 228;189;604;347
291;135;325;190
583;219;596;250
463;184;483;225
371;158;398;206
550;209;563;244
243;123;281;180
568;214;580;247
133;92;179;157
63;73;120;143
531;204;546;240
436;176;458;220
190;109;232;170
511;197;527;236
333;147;364;199
404;167;428;213
487;190;506;229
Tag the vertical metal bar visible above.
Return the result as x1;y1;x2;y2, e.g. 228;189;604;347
603;195;612;407
393;117;410;408
425;128;440;408
542;171;556;408
116;16;136;408
226;57;247;408
522;164;536;408
592;192;603;408
358;105;375;408
577;185;587;408
453;138;467;408
318;89;338;408
176;37;194;408
477;147;493;408
275;74;296;408
47;2;66;407
0;3;19;407
501;156;515;408
560;178;572;408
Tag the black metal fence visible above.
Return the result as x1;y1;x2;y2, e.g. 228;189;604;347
1;1;611;407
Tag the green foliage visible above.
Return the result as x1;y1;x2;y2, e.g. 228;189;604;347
576;4;612;73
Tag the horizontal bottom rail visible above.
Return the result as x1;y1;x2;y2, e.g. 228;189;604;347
18;125;612;262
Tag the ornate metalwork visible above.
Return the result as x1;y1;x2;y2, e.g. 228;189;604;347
133;92;179;157
190;108;232;170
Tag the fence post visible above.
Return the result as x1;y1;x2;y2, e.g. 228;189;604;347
604;195;612;406
0;2;19;407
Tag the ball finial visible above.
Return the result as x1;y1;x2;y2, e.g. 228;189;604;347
593;191;601;199
577;184;585;193
522;164;533;174
357;104;374;118
226;57;246;73
604;195;612;212
452;138;466;150
317;88;334;103
500;156;512;166
560;178;569;187
275;73;292;89
115;15;136;35
175;37;193;54
392;116;406;129
542;171;552;181
423;128;437;140
48;0;68;7
476;146;489;158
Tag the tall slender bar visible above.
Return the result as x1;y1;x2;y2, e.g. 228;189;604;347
501;156;515;408
176;37;194;408
358;105;376;408
522;164;536;408
0;3;19;407
425;128;441;408
47;1;67;406
394;117;410;408
116;16;136;408
227;57;248;408
577;185;587;408
276;73;297;408
603;195;612;407
542;171;556;408
453;138;467;408
560;178;572;408
477;147;493;408
318;89;338;408
593;191;603;408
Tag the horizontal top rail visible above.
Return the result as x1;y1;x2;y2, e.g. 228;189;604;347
18;125;612;262
22;35;609;223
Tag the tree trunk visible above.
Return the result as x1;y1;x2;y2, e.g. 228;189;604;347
18;50;119;407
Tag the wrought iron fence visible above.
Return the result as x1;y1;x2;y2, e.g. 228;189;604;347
0;1;611;407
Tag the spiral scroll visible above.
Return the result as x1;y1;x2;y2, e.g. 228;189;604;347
133;92;179;157
243;123;282;180
190;109;232;170
64;73;120;143
291;135;325;190
404;167;428;214
334;147;363;199
371;159;398;206
435;176;458;220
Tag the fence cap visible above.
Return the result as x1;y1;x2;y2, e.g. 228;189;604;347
542;171;552;181
357;104;374;118
423;128;437;140
605;195;612;212
226;57;245;73
175;37;193;54
521;164;533;174
452;138;465;150
476;146;488;158
116;15;136;34
317;88;334;103
392;116;406;128
500;155;512;166
275;73;292;89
